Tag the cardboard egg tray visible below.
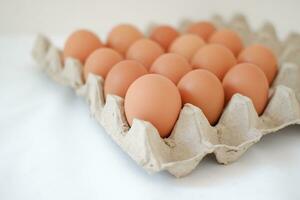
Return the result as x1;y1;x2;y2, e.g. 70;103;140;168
32;14;300;177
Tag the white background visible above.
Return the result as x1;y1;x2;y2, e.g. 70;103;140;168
0;0;300;200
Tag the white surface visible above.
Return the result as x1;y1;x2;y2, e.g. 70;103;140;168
1;0;300;37
0;0;300;199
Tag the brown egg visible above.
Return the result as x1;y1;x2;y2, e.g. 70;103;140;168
150;53;192;84
238;44;277;84
126;39;164;70
209;29;243;56
169;34;206;61
149;25;179;50
191;44;237;80
83;48;123;80
177;69;224;125
63;30;103;63
104;60;148;98
186;21;216;41
107;24;143;55
125;74;182;138
222;63;269;115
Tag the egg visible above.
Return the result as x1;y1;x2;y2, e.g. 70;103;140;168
186;21;216;41
104;60;148;98
150;53;192;84
63;30;103;63
238;44;278;84
191;44;237;80
149;25;179;50
209;29;243;56
169;34;206;61
107;24;143;55
177;69;224;124
126;39;164;70
125;74;182;138
222;63;269;115
83;48;123;80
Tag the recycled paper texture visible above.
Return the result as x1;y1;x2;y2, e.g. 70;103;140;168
32;14;300;177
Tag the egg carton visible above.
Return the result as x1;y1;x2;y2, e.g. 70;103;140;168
32;14;300;177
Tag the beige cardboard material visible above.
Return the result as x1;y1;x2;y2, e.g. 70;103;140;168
32;14;300;177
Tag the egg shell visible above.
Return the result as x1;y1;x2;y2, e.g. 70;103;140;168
104;60;148;98
63;30;103;63
124;74;182;138
186;21;216;41
126;39;165;70
191;44;237;80
177;69;224;124
150;53;192;84
83;48;123;80
107;24;143;55
238;44;278;84
169;34;206;61
209;29;244;56
222;63;269;115
149;25;179;50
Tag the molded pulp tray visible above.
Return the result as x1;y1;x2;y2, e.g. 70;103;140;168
32;14;300;177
